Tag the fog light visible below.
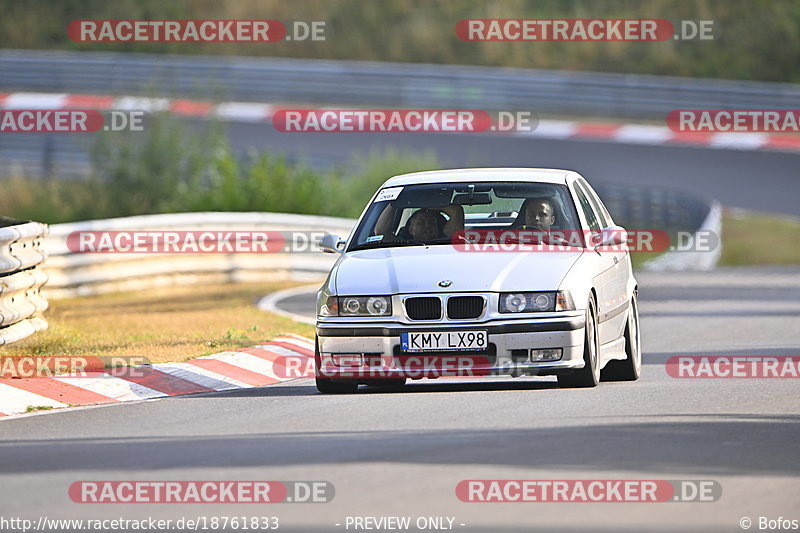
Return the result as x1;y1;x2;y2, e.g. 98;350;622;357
332;354;364;367
530;349;562;362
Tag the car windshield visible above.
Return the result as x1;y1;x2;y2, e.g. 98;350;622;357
349;181;582;251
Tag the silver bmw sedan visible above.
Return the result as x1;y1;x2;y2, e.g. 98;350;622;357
315;168;641;393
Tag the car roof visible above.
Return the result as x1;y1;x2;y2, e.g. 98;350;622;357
380;168;573;188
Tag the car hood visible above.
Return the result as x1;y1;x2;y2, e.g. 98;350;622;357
334;246;583;294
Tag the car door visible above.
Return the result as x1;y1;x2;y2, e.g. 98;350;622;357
571;183;619;346
577;180;629;344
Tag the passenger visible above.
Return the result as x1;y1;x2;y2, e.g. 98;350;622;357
407;208;443;241
406;204;465;241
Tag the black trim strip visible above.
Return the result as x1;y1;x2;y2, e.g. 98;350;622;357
318;318;585;337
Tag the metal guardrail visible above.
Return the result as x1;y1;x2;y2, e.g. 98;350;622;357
643;201;722;271
44;212;354;298
2;49;800;119
0;217;49;345
0;132;93;179
593;184;720;271
594;183;710;233
594;184;719;271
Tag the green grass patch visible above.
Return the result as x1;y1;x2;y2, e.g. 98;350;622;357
631;249;666;271
3;281;316;364
25;405;54;413
720;211;800;266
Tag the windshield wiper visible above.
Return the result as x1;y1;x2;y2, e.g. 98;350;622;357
348;240;424;252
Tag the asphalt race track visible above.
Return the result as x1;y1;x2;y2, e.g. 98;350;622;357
1;267;798;532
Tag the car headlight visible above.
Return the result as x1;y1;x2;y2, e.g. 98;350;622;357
499;291;575;313
338;296;392;317
317;289;339;317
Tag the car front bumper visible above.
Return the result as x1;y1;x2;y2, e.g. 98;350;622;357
316;315;586;380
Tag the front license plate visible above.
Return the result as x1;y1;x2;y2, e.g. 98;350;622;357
401;330;488;352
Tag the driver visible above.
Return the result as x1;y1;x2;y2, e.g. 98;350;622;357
520;198;556;231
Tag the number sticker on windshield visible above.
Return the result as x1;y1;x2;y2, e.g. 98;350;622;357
374;186;403;202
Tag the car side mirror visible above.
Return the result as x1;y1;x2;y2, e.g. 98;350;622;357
597;225;628;247
319;234;345;254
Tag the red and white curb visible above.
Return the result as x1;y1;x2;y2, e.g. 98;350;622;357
0;334;314;419
0;92;274;123
1;91;799;153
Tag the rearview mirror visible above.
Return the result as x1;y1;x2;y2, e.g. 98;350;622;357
319;234;345;254
452;193;492;205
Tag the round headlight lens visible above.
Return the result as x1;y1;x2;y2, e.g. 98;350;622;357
533;293;551;310
505;293;527;312
343;298;361;314
366;297;389;315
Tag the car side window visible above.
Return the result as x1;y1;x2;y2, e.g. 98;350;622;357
577;181;609;229
574;186;601;232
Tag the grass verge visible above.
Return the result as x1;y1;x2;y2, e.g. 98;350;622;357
2;281;316;365
25;405;54;413
720;211;800;266
632;211;800;270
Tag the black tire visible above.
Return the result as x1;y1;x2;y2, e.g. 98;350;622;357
558;295;600;388
601;293;642;382
314;336;358;394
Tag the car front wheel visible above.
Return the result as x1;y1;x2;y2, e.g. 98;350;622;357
558;295;600;388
